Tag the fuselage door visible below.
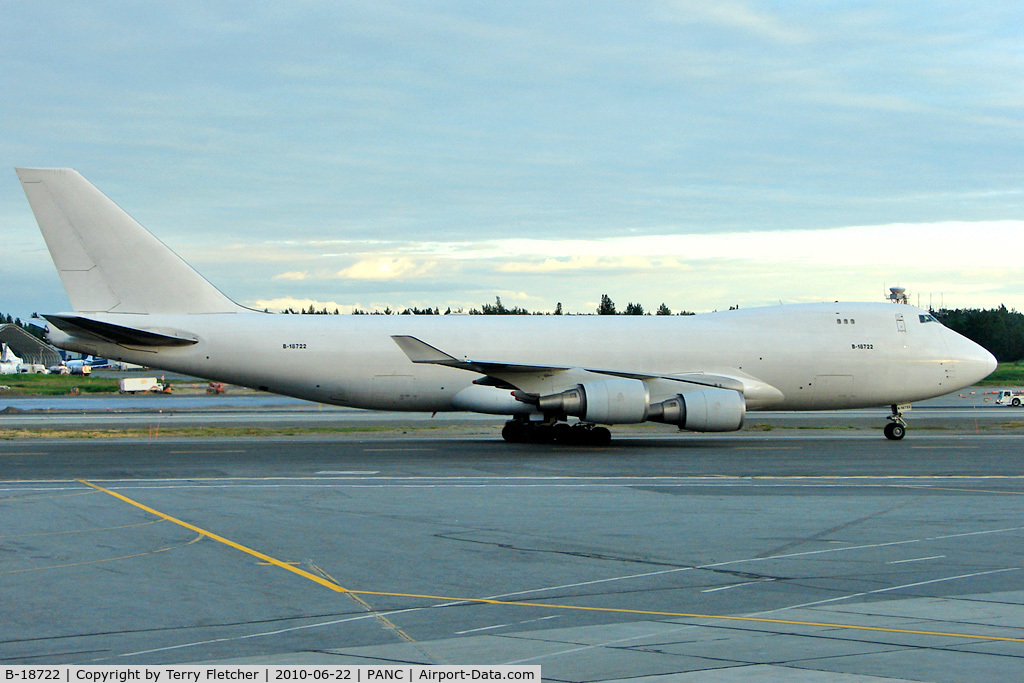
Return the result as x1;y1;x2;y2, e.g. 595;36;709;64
896;313;906;332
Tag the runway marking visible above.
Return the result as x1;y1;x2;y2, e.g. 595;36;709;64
114;608;425;659
888;555;946;564
9;474;1024;486
167;450;247;454
768;567;1020;612
362;448;435;452
437;525;1024;606
307;563;421;649
702;579;776;593
456;615;561;635
0;519;162;539
78;479;1024;645
315;470;380;475
1;533;203;575
0;489;96;501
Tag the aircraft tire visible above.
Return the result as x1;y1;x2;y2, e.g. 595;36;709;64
552;423;573;444
502;421;524;443
884;422;906;441
589;426;612;446
530;425;556;444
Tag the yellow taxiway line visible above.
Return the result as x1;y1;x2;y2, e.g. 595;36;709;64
77;478;1024;645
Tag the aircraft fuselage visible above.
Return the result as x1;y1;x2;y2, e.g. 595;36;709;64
47;301;992;414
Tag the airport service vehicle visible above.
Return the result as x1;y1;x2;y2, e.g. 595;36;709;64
18;363;47;374
118;377;163;394
995;390;1024;407
16;168;997;443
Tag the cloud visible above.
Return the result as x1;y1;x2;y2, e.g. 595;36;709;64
658;0;811;44
273;271;309;280
222;219;1024;314
335;257;435;280
498;255;690;274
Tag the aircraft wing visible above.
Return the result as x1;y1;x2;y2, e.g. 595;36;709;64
390;335;781;404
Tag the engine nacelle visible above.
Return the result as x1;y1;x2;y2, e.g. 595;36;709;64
648;388;745;432
538;378;650;424
538;381;745;430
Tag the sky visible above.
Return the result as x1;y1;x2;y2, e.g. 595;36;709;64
2;1;1023;320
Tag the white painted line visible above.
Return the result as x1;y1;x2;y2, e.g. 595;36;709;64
770;567;1020;613
455;614;561;635
167;450;247;454
477;525;1024;605
111;609;420;659
456;622;513;635
887;555;946;565
702;579;775;593
315;471;380;475
5;474;1024;484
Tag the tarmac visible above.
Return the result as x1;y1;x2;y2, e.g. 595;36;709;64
2;395;1024;680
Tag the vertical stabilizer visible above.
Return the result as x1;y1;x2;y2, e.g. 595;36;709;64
16;168;245;314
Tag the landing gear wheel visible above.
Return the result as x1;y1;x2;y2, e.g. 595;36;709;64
552;423;573;444
502;420;611;446
884;422;905;441
502;420;526;443
589;426;612;446
884;403;908;441
530;425;556;444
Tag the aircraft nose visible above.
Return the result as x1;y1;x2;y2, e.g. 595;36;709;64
948;332;997;385
984;348;998;376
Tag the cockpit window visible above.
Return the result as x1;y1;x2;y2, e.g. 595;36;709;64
919;314;938;323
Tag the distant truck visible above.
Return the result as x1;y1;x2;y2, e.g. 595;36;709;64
18;363;48;374
995;389;1024;407
119;377;166;394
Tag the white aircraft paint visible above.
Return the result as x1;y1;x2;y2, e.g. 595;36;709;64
16;168;997;440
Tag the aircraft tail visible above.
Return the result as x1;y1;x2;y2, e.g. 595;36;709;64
16;168;246;314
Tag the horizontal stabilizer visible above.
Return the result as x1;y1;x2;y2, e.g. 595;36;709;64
44;314;198;347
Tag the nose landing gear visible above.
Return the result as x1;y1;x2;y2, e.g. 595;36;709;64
884;404;908;440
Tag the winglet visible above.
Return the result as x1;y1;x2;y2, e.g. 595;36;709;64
391;335;462;365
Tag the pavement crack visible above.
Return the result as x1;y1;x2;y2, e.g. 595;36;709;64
755;498;921;558
435;531;689;568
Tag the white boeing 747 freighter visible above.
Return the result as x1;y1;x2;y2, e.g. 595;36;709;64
16;168;996;444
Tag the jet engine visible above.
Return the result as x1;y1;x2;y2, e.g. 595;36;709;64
537;378;745;432
646;387;746;432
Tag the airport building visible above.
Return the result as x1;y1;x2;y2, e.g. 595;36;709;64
0;323;61;367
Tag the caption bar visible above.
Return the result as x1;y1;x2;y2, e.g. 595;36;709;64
2;667;540;683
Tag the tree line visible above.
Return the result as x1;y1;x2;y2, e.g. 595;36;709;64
935;306;1024;362
0;312;45;340
285;295;698;317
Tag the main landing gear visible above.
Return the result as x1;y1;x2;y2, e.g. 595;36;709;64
884;404;907;441
502;418;611;446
